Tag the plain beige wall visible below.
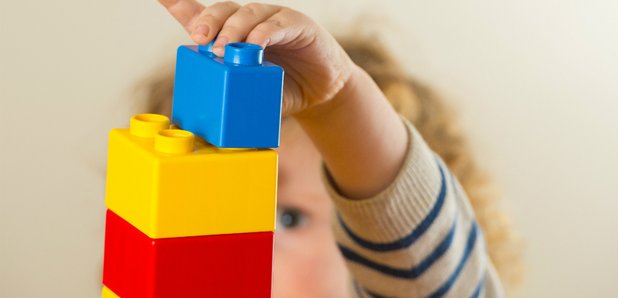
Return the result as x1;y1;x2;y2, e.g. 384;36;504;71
1;0;617;297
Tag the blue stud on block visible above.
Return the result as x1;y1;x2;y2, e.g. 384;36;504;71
172;42;284;148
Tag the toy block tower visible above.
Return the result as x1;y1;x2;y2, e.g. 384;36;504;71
102;42;283;297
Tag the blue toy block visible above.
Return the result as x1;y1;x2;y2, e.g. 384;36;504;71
172;42;284;148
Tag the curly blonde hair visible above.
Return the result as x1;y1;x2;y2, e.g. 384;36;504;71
137;37;523;294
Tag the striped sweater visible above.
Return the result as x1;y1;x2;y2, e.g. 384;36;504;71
324;119;505;298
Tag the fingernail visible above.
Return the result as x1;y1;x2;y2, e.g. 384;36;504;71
191;25;210;44
193;25;209;37
212;36;229;57
262;37;271;47
212;46;224;57
213;35;229;47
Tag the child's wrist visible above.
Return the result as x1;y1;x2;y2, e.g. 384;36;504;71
293;63;409;199
294;64;367;125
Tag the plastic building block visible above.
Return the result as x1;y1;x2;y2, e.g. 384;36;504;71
172;42;284;148
102;286;119;298
103;210;273;298
105;114;278;238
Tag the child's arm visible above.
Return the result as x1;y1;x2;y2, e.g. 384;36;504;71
159;1;504;296
325;117;506;297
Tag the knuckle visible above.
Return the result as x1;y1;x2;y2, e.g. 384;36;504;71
279;7;295;16
220;24;239;33
250;26;269;36
280;7;304;20
242;3;263;15
263;18;283;29
159;0;179;6
237;6;257;19
219;1;240;9
200;14;221;24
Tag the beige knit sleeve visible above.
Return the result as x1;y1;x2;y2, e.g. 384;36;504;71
323;118;504;298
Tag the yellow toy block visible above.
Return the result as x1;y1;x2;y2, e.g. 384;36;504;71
105;114;277;238
102;286;119;298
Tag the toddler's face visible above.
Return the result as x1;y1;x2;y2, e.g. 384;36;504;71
273;119;351;298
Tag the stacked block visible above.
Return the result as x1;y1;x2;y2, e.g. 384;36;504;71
172;42;284;148
102;42;283;297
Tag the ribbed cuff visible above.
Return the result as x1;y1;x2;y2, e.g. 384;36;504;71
323;118;443;243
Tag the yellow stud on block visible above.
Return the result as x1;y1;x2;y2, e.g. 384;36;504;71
102;286;119;298
105;114;278;238
129;113;170;138
154;129;195;154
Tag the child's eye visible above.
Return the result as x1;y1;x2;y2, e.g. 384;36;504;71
276;207;308;231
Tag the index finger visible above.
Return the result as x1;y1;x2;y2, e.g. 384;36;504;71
159;0;205;32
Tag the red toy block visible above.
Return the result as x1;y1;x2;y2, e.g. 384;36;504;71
102;210;273;298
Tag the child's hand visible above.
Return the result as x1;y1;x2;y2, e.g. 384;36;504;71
160;1;408;199
159;0;356;115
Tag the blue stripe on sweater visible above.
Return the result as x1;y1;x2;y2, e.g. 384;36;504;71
364;289;387;298
338;215;458;279
353;280;364;298
428;221;479;298
337;160;448;252
470;272;486;298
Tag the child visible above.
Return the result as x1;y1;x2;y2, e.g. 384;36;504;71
144;1;523;297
